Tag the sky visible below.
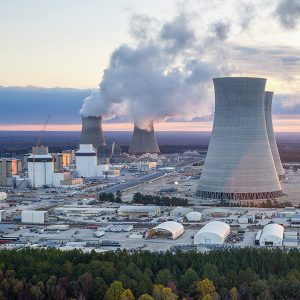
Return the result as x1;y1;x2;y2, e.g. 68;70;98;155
1;0;300;132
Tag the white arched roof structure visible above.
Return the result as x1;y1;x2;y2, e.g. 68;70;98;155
259;223;284;246
146;221;184;240
194;221;230;245
186;211;202;222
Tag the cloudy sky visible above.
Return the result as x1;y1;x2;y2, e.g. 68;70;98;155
1;0;300;131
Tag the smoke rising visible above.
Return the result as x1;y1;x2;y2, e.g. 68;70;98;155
275;0;300;28
80;12;229;127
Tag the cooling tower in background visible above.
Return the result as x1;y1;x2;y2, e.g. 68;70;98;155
80;116;106;149
128;122;160;155
197;77;283;200
264;91;285;179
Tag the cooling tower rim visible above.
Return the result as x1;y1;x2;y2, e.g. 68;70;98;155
213;76;267;81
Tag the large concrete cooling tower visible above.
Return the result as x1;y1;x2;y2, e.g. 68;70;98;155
80;116;106;149
264;91;285;179
128;122;160;155
197;77;283;200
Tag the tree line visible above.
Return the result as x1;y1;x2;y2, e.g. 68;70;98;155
0;248;299;299
133;192;189;207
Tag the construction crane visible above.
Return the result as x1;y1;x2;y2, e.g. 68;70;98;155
31;114;51;188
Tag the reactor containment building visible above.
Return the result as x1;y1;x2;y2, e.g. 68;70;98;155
197;77;283;200
128;122;160;155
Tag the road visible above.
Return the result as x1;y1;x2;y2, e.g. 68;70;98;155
99;157;203;194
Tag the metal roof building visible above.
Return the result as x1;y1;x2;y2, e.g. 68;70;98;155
194;221;230;245
146;221;184;239
128;122;160;155
197;77;283;200
117;205;161;218
259;223;284;246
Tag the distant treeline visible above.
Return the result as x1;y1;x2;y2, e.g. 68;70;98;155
0;248;299;299
133;192;189;207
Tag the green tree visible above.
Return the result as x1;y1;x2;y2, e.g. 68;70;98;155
105;281;125;300
116;190;122;203
120;288;135;300
197;279;216;299
162;287;177;300
138;294;154;300
156;269;173;286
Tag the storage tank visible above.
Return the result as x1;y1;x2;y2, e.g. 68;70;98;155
128;122;160;155
75;144;97;177
27;146;54;188
197;77;283;200
264;91;285;179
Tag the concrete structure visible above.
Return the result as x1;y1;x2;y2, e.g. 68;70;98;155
146;221;184;239
259;223;284;246
75;144;97;177
28;147;54;188
0;210;6;222
51;153;64;171
264;91;285;179
80;116;106;149
197;77;283;200
128;122;160;155
118;205;161;218
21;210;48;224
0;158;21;186
186;211;202;222
194;221;230;245
0;192;7;201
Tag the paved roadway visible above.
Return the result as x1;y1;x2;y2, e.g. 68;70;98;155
99;157;203;194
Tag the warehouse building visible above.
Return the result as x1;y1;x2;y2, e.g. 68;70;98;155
146;221;184;240
118;205;161;218
259;224;284;246
21;210;48;224
194;221;230;245
186;211;202;222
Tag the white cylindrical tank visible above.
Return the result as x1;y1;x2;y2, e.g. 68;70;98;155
197;77;283;200
27;150;54;188
75;144;97;177
0;192;7;201
264;91;285;179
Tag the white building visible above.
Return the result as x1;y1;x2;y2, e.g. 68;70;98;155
118;205;161;218
186;211;202;222
146;221;184;240
75;144;97;177
52;171;71;187
259;223;284;246
0;192;7;201
21;210;48;224
27;146;54;188
194;221;230;245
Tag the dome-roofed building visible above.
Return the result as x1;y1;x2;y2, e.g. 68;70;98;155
259;223;284;246
186;211;202;222
194;221;230;245
146;221;184;240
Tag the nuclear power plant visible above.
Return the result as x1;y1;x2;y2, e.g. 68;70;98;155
128;122;160;155
264;91;285;179
197;77;283;200
80;116;106;149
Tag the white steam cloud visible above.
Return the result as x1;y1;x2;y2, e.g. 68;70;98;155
80;12;230;126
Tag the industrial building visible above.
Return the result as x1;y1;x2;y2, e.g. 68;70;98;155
128;122;160;155
0;158;21;186
264;91;285;179
0;192;7;201
21;210;48;224
75;144;98;177
197;77;283;200
146;221;184;239
27;146;55;188
0;210;6;222
117;205;161;218
259;223;284;246
194;221;230;245
128;162;157;173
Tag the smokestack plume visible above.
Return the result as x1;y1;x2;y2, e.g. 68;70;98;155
128;122;160;155
264;91;285;179
80;116;106;149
